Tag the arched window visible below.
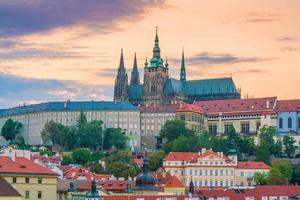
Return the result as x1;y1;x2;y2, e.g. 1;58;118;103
288;117;292;128
279;118;283;129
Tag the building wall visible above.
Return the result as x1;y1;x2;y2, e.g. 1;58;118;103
0;110;141;149
277;112;300;134
2;174;57;200
235;168;269;187
0;197;22;200
175;111;205;133
207;114;276;135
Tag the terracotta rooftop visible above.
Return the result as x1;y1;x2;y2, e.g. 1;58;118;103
31;154;62;163
164;149;230;162
195;97;277;116
165;175;184;188
0;156;57;175
275;99;300;112
237;161;270;169
0;176;22;197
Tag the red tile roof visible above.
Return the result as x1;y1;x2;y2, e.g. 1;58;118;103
195;97;277;116
165;175;184;188
164;149;231;162
0;156;57;175
139;103;203;114
276;99;300;112
237;161;270;169
133;158;143;166
31;154;62;164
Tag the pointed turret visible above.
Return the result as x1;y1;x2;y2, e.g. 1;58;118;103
152;26;161;59
114;49;128;101
130;53;140;85
180;48;186;84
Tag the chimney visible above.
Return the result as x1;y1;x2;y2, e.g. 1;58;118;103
8;148;16;162
266;100;270;109
201;148;206;154
220;152;223;157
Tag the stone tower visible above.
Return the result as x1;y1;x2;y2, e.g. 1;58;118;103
130;53;140;85
180;49;186;85
143;28;169;105
114;49;128;101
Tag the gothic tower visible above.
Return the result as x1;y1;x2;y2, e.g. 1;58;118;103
143;28;169;105
180;49;186;85
130;53;140;85
114;49;128;101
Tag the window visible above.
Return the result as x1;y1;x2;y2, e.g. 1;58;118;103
38;178;42;184
25;191;30;199
12;177;17;183
209;124;217;135
279;117;283;129
298;117;300;129
241;123;250;134
256;122;261;131
38;191;42;199
180;114;185;120
25;177;30;183
240;171;244;177
224;124;233;134
288;117;292;128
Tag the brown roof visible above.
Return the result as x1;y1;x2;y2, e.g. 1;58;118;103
0;176;22;197
237;161;270;169
275;99;300;112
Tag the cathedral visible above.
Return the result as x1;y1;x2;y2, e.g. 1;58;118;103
114;29;240;105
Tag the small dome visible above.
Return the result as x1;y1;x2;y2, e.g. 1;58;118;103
135;157;156;190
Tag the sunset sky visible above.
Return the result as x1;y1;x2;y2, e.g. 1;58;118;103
0;0;299;108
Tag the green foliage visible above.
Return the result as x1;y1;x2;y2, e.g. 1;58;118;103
77;110;87;127
1;118;22;143
89;151;105;163
256;144;271;164
211;137;229;155
90;163;105;174
78;120;103;151
259;127;276;155
105;151;132;164
160;120;194;142
253;171;268;185
72;148;91;165
41;120;65;145
60;126;78;151
62;155;74;165
283;135;297;158
198;132;211;149
294;165;300;183
39;149;54;156
273;138;283;158
149;150;166;171
103;128;128;150
106;161;138;178
268;160;292;184
171;135;200;152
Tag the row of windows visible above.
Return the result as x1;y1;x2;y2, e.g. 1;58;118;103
12;177;42;184
168;160;224;166
240;171;253;177
25;191;42;199
279;117;300;129
208;122;260;135
190;180;234;187
189;169;234;176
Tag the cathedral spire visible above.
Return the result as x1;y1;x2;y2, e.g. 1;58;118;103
180;48;186;84
153;27;161;58
130;53;140;85
114;49;128;101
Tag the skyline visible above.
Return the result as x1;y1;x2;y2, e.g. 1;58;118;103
0;0;300;108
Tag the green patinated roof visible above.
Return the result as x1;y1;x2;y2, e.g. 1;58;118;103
164;78;185;95
128;84;144;101
0;101;138;117
185;78;238;96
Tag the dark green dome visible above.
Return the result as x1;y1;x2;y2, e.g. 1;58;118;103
135;157;156;190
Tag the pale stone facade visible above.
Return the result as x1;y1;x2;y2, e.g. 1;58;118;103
0;101;141;150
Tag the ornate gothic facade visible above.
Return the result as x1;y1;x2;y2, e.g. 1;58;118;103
114;29;241;105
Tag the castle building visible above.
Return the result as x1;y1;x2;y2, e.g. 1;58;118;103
114;29;241;105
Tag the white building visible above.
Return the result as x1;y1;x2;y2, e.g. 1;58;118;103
0;101;141;149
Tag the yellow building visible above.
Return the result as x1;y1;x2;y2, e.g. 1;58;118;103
164;175;185;195
0;155;57;200
163;148;270;188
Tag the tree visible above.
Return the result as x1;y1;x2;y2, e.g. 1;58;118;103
171;135;200;152
273;138;283;158
105;151;132;164
259;127;276;155
240;136;256;156
294;164;300;184
268;160;292;184
256;144;271;164
253;171;268;185
106;161;138;178
77;110;87;127
160;120;194;142
41;120;65;145
78;120;103;150
103;128;128;150
283;135;297;158
198;132;211;149
72;148;91;165
60;126;78;151
1;118;22;143
149;150;166;171
211;137;229;155
62;155;74;165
